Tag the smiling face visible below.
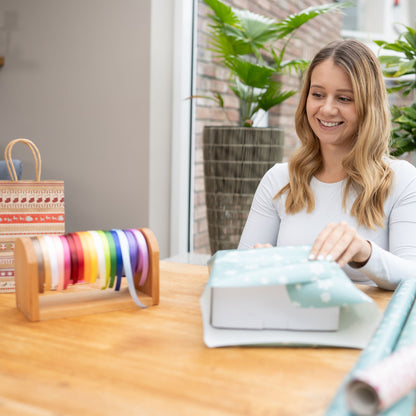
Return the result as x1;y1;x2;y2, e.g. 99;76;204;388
306;59;359;154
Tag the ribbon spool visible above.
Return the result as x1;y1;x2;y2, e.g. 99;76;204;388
14;228;159;322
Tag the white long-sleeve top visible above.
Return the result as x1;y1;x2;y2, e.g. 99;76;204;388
238;159;416;290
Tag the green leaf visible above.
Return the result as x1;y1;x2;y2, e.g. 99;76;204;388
378;55;402;66
374;40;387;48
392;59;416;77
226;58;275;89
187;93;225;108
403;30;416;51
233;8;280;46
401;106;416;120
229;77;265;102
386;87;398;96
273;3;349;39
380;42;412;54
229;78;264;123
203;0;237;26
279;58;309;74
257;87;296;113
390;131;416;151
390;105;401;118
395;115;416;128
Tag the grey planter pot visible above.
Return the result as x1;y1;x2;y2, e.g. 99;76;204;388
203;126;284;254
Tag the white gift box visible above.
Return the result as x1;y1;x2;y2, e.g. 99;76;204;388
211;285;340;331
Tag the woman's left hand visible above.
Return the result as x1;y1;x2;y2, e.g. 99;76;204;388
309;221;372;268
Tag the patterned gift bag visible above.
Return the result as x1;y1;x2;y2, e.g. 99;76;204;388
0;139;65;293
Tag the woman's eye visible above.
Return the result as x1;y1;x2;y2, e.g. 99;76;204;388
311;92;323;98
338;96;352;103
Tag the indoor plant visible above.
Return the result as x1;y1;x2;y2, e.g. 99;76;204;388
375;22;416;156
200;0;348;253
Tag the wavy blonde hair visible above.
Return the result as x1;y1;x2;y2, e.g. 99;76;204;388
276;39;393;229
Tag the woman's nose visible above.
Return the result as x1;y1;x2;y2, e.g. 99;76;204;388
321;98;338;115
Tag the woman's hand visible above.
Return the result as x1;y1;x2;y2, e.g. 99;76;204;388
253;243;273;249
308;222;372;268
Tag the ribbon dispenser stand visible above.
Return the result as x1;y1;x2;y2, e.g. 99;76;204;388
14;228;159;322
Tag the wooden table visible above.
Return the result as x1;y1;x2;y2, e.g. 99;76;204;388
0;261;404;415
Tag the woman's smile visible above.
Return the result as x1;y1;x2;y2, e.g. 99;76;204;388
318;119;343;128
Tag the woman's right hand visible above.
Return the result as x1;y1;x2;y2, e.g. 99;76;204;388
253;243;273;249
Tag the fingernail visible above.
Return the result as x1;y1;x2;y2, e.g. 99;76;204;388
326;254;333;262
317;254;325;261
308;254;315;261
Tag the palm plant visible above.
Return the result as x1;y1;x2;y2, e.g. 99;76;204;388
202;0;349;127
375;23;416;156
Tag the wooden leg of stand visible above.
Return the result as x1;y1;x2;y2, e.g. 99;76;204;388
136;228;160;305
15;237;40;322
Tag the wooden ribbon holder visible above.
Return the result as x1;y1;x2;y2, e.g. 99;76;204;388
14;228;160;322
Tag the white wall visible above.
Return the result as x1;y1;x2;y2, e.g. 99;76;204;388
0;0;177;258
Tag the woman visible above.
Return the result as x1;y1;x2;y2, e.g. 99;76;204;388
238;39;416;290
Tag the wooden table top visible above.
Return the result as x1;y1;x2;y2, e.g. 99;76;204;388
0;261;403;416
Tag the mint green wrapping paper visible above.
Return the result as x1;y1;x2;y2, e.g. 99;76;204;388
378;291;416;416
201;246;381;348
325;278;416;415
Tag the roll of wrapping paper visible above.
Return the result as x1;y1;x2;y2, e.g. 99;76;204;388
367;296;416;416
346;343;416;415
325;278;416;416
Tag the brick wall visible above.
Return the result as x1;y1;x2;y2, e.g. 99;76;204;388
193;0;344;253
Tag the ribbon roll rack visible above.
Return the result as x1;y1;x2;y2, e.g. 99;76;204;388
14;228;159;322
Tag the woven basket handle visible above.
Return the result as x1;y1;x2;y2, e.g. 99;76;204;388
4;138;42;181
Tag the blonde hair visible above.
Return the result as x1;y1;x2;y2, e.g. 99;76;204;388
276;39;393;229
